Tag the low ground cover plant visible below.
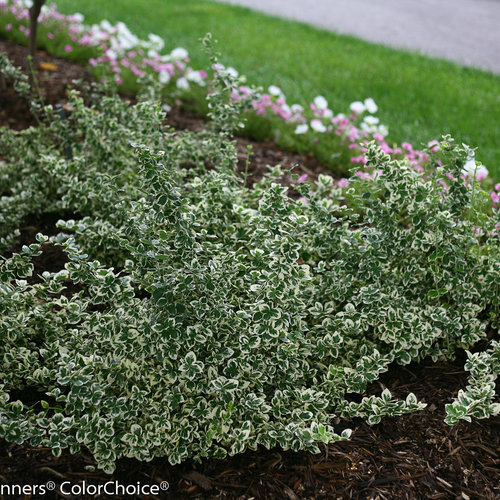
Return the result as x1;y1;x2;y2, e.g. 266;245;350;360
0;54;499;473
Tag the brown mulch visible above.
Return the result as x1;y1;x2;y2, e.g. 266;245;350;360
0;40;95;130
0;38;499;500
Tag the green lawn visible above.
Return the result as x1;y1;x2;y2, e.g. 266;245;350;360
55;0;500;179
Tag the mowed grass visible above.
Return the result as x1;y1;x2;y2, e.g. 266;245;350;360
55;0;500;178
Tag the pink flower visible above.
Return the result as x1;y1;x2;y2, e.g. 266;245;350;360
379;142;393;154
491;191;499;206
351;156;368;165
476;169;488;182
64;44;73;52
78;33;92;45
130;66;145;77
5;24;12;31
427;140;440;152
238;86;250;96
353;171;370;179
439;180;449;192
297;174;308;183
337;178;350;188
47;32;54;39
495;183;500;192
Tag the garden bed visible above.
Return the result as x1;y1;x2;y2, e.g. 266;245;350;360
0;40;499;499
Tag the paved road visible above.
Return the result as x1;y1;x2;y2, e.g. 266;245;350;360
216;0;500;74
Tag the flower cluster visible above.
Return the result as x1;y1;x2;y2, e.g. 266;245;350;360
0;0;207;88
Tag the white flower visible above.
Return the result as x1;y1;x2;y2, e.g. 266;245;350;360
162;103;172;112
72;13;84;23
147;49;159;59
363;115;379;125
212;63;225;71
281;103;291;115
148;33;164;51
170;47;188;60
364;97;378;114
310;119;326;133
462;158;476;175
350;101;366;114
226;67;239;78
105;49;118;61
268;85;283;97
323;109;333;119
100;20;113;32
462;158;488;180
186;70;205;86
115;22;131;35
176;77;190;90
158;70;171;84
377;124;389;137
291;104;304;113
109;37;123;53
88;24;107;42
115;23;139;49
335;113;346;120
295;124;309;134
313;95;328;110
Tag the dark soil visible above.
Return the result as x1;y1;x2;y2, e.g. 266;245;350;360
0;40;95;130
166;105;333;190
1;39;499;500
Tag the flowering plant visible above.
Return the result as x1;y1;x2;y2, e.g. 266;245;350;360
0;0;207;89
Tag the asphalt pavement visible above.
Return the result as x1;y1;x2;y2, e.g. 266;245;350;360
216;0;500;74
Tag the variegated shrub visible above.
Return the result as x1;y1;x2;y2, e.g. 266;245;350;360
0;54;498;473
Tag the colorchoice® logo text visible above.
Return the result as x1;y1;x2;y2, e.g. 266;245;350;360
0;480;169;496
